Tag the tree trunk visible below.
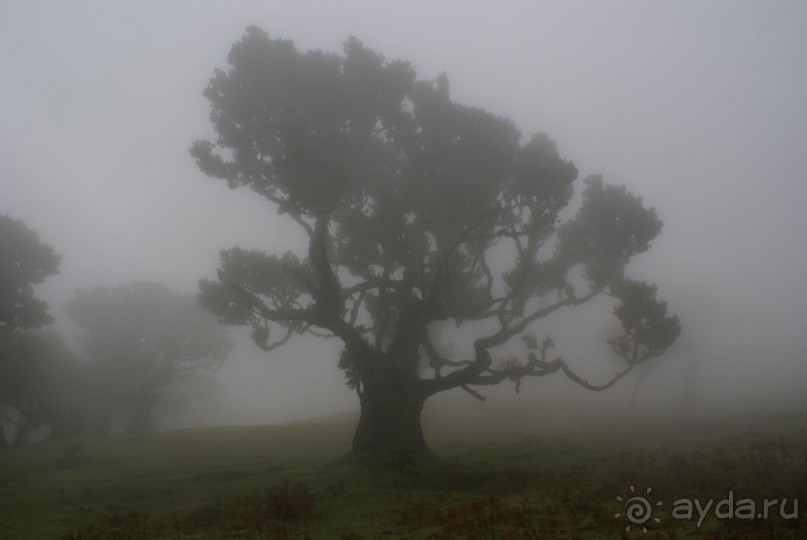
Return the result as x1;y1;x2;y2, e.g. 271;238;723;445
351;383;431;466
341;340;432;466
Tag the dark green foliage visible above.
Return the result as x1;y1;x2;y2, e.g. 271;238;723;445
192;28;680;463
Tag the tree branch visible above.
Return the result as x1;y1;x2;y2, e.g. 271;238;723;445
477;287;602;350
423;287;602;396
218;270;319;324
308;216;342;318
420;331;472;379
460;384;487;402
263;190;315;238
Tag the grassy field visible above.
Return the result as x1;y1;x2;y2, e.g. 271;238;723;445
1;403;806;539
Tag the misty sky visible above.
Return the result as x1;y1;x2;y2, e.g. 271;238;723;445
2;1;806;425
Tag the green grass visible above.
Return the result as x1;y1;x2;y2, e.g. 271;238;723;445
1;408;806;539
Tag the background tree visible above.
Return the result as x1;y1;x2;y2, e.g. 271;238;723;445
0;215;61;445
0;215;61;332
193;28;681;464
0;330;82;444
65;282;232;434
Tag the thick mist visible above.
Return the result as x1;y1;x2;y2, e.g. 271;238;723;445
2;1;806;434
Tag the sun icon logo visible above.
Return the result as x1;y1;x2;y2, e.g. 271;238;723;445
615;485;663;533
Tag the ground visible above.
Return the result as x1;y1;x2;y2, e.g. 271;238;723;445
0;399;805;539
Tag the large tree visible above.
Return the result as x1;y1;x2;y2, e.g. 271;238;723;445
65;282;232;433
193;28;681;464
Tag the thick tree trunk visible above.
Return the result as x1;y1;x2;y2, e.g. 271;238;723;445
351;384;431;466
341;337;432;466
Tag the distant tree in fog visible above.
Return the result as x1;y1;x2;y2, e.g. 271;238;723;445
0;214;60;332
65;282;232;434
193;28;681;465
0;215;62;445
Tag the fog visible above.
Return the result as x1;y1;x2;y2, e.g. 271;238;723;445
2;1;806;433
